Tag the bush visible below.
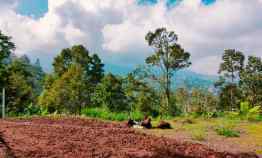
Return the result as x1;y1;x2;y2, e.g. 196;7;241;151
24;103;41;115
239;102;261;121
215;126;240;137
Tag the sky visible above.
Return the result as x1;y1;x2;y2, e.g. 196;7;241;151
0;0;261;75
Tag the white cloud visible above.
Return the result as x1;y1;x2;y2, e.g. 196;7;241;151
0;0;261;75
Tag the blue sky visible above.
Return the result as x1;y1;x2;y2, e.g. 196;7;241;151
1;0;261;75
17;0;48;18
17;0;215;18
138;0;215;6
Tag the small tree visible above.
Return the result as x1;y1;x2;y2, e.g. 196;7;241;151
145;28;191;115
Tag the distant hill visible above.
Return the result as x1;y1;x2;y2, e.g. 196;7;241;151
172;70;218;90
105;64;218;90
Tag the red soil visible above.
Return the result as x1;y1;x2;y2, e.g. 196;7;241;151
0;117;258;158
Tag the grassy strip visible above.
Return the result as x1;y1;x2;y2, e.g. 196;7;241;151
81;107;144;121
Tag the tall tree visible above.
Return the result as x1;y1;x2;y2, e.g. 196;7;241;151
53;45;104;84
145;28;191;114
89;54;104;85
53;45;91;76
6;72;33;114
0;31;15;87
39;65;90;114
218;49;245;110
5;58;35;114
0;31;15;63
92;73;128;112
219;49;245;83
240;56;262;106
40;45;104;113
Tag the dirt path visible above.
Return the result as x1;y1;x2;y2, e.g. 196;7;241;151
0;117;259;158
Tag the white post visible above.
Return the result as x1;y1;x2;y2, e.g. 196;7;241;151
2;88;5;119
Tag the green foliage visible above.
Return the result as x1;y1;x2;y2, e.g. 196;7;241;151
0;31;15;90
218;84;242;111
92;73;128;112
39;45;104;114
0;53;46;115
123;73;160;116
24;103;49;116
81;107;143;121
215;126;240;137
217;49;245;111
53;45;104;83
240;101;250;116
215;120;240;137
130;110;144;121
39;65;91;114
6;71;33;114
0;31;15;60
240;56;262;106
239;102;261;121
219;49;245;82
2;30;261;121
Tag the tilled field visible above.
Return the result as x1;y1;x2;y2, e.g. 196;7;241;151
0;117;259;158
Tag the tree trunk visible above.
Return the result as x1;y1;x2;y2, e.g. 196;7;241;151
165;67;170;115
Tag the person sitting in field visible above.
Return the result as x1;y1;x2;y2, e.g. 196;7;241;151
156;121;172;129
141;115;152;129
127;116;152;129
127;119;136;127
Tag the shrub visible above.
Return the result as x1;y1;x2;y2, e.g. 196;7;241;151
239;102;261;121
215;126;240;137
24;103;41;115
240;102;250;116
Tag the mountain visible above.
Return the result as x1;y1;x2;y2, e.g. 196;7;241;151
105;64;218;90
172;70;218;90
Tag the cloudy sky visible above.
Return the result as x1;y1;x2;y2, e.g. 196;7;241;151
0;0;261;75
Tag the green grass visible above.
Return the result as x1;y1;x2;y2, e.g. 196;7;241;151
211;117;241;137
191;129;206;141
81;107;144;121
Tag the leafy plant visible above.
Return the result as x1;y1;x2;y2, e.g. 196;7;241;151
215;126;240;137
239;102;261;121
214;119;240;137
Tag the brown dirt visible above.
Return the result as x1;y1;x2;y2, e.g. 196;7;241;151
0;117;259;158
